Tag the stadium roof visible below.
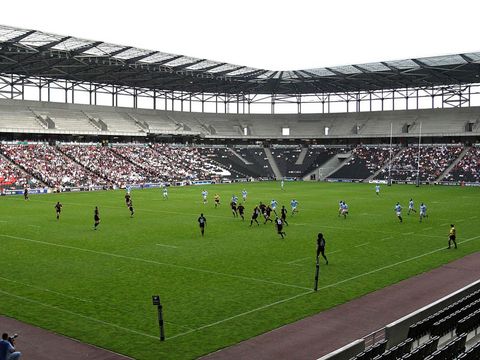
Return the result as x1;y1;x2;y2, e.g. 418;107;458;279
0;25;479;95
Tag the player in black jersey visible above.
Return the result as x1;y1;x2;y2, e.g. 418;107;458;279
198;213;207;236
316;233;328;265
230;200;238;217
55;201;63;220
128;199;134;217
275;217;286;239
263;205;273;224
250;206;260;226
23;187;29;201
125;193;131;207
94;206;100;230
237;203;245;221
280;205;288;226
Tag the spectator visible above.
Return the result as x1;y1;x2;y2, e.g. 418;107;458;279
0;333;21;360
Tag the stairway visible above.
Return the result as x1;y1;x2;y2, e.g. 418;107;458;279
365;148;404;182
264;147;283;179
436;146;470;182
295;147;308;165
303;152;352;181
228;148;252;165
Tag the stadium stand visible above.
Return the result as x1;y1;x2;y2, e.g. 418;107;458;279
374;145;464;183
0;152;34;189
328;145;393;180
443;146;480;183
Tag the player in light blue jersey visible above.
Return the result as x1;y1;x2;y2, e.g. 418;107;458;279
270;199;278;213
290;199;298;215
375;184;380;196
126;185;132;194
163;186;168;199
419;203;427;222
341;202;349;219
281;179;285;191
408;199;416;215
231;194;238;204
394;202;403;223
202;190;208;204
242;189;247;202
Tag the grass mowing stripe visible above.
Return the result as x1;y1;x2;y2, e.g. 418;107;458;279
0;289;159;339
0;234;310;291
168;289;314;340
165;235;480;340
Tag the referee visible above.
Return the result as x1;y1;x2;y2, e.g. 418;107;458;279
448;224;457;249
316;233;328;265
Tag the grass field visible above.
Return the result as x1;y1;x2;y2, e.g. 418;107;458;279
0;181;479;359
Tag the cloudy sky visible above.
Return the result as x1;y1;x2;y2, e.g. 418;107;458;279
1;0;478;70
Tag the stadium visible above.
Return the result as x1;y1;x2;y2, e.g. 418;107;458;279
0;15;479;360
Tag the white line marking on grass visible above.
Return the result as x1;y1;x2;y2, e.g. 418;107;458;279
423;227;433;231
441;223;449;226
380;237;392;242
354;242;369;248
470;216;478;220
0;289;159;340
0;234;310;291
457;219;465;223
155;243;179;249
169;235;480;340
0;276;89;303
168;289;313;340
286;250;343;265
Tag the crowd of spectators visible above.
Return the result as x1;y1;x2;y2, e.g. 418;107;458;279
0;155;32;189
444;147;480;183
0;144;104;188
376;145;464;182
329;146;392;180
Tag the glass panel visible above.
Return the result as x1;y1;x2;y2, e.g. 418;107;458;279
464;52;480;62
303;68;336;77
163;56;200;67
140;52;177;64
420;55;466;66
113;48;152;60
0;26;28;42
186;60;219;70
385;59;419;69
82;43;126;56
51;38;94;51
329;65;362;74
357;62;390;72
227;67;258;76
206;64;241;73
20;32;63;47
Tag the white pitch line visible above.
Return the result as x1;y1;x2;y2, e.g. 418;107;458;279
441;223;449;226
0;234;310;291
168;235;480;340
354;242;369;248
27;224;40;228
286;250;343;265
155;243;179;249
423;227;433;231
470;216;478;220
0;289;159;339
380;237;392;242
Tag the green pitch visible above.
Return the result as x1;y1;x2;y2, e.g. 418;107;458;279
0;182;479;359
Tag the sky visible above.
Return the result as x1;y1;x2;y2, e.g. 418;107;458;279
0;0;479;71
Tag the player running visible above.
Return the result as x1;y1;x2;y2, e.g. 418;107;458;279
341;202;349;219
338;201;344;217
275;217;286;239
407;199;416;215
419;203;427;222
264;205;273;224
163;186;168;199
198;213;207;236
394;202;403;223
375;184;380;196
202;190;208;204
242;189;247;202
250;206;260;226
125;192;131;207
94;206;100;230
128;199;134;217
280;205;289;226
230;199;238;217
55;201;63;220
270;199;278;214
316;233;328;265
290;199;298;215
214;194;220;208
237;203;245;221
